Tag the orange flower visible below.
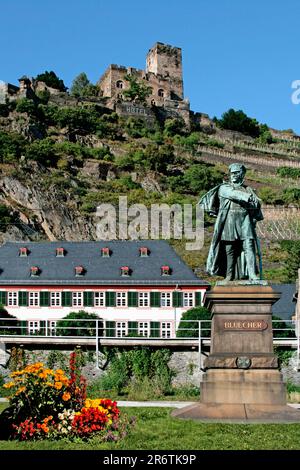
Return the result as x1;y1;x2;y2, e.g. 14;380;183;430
62;392;71;401
54;381;63;390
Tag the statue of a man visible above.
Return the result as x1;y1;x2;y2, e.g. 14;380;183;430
199;163;263;281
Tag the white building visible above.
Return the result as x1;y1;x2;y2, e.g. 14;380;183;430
0;240;209;338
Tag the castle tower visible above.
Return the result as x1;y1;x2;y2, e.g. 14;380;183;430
146;42;184;100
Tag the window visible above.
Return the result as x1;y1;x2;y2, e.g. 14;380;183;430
28;321;40;335
116;321;127;337
19;247;28;257
116;292;127;307
158;89;164;98
75;266;85;276
160;292;171;307
72;292;83;307
30;266;40;277
138;322;150;337
161;322;172;338
49;321;57;336
120;266;130;276
161;265;171;276
101;247;110;257
94;292;105;307
116;80;123;89
138;292;150;307
183;292;194;307
50;292;61;307
7;292;18;306
29;292;39;307
139;247;149;257
56;247;65;257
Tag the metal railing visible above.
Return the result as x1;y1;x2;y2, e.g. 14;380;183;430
0;318;299;370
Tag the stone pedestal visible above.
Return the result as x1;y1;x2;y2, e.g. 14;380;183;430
172;284;300;422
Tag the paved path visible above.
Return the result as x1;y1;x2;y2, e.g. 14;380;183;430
1;397;299;409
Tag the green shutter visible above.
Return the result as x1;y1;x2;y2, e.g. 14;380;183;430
195;291;202;306
150;321;160;337
128;292;138;307
40;320;46;335
173;291;183;307
105;292;116;307
150;292;160;307
128;321;138;335
18;291;28;307
0;291;7;306
21;320;27;335
106;321;115;337
40;291;50;307
84;291;94;307
62;291;72;307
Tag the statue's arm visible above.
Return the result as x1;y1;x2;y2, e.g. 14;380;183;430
218;185;251;203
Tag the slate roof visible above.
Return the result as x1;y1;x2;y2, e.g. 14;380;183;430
0;241;209;286
271;283;296;320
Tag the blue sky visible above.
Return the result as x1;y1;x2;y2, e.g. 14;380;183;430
1;0;300;133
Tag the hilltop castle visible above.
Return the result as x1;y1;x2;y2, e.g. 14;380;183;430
97;42;190;123
0;42;212;129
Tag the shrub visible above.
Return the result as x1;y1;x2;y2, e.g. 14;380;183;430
15;98;36;115
35;71;67;92
164;117;186;137
215;108;260;138
0;308;20;335
277;167;300;179
56;310;103;336
0;130;26;163
280;240;300;281
98;347;174;397
25;138;59;166
177;307;211;338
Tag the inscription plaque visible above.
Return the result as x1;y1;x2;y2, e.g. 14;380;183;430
222;320;268;331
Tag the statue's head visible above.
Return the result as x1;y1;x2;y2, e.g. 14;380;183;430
229;163;246;185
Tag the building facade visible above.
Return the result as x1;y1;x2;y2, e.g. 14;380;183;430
0;241;209;338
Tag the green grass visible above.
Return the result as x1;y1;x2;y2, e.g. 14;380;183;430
1;405;300;450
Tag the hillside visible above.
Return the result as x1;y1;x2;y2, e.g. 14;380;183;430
0;80;300;283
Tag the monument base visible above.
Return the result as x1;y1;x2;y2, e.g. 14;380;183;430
171;403;300;423
201;369;286;405
172;284;300;423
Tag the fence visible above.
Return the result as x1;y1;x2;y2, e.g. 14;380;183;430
0;318;299;370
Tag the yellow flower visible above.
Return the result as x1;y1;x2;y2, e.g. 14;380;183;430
3;382;15;389
62;392;71;401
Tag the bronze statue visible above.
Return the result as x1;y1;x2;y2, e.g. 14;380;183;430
198;163;263;281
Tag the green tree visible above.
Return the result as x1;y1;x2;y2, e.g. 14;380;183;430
280;240;300;281
35;71;67;92
0;130;26;163
176;307;211;338
56;311;102;336
123;74;152;104
70;72;98;98
215;108;260;138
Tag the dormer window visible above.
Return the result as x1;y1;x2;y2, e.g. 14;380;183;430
75;266;85;276
19;247;29;257
120;266;130;277
30;266;40;277
139;247;149;257
101;247;111;258
56;247;65;257
161;265;171;276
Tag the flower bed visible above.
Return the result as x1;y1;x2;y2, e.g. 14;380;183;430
1;352;133;442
